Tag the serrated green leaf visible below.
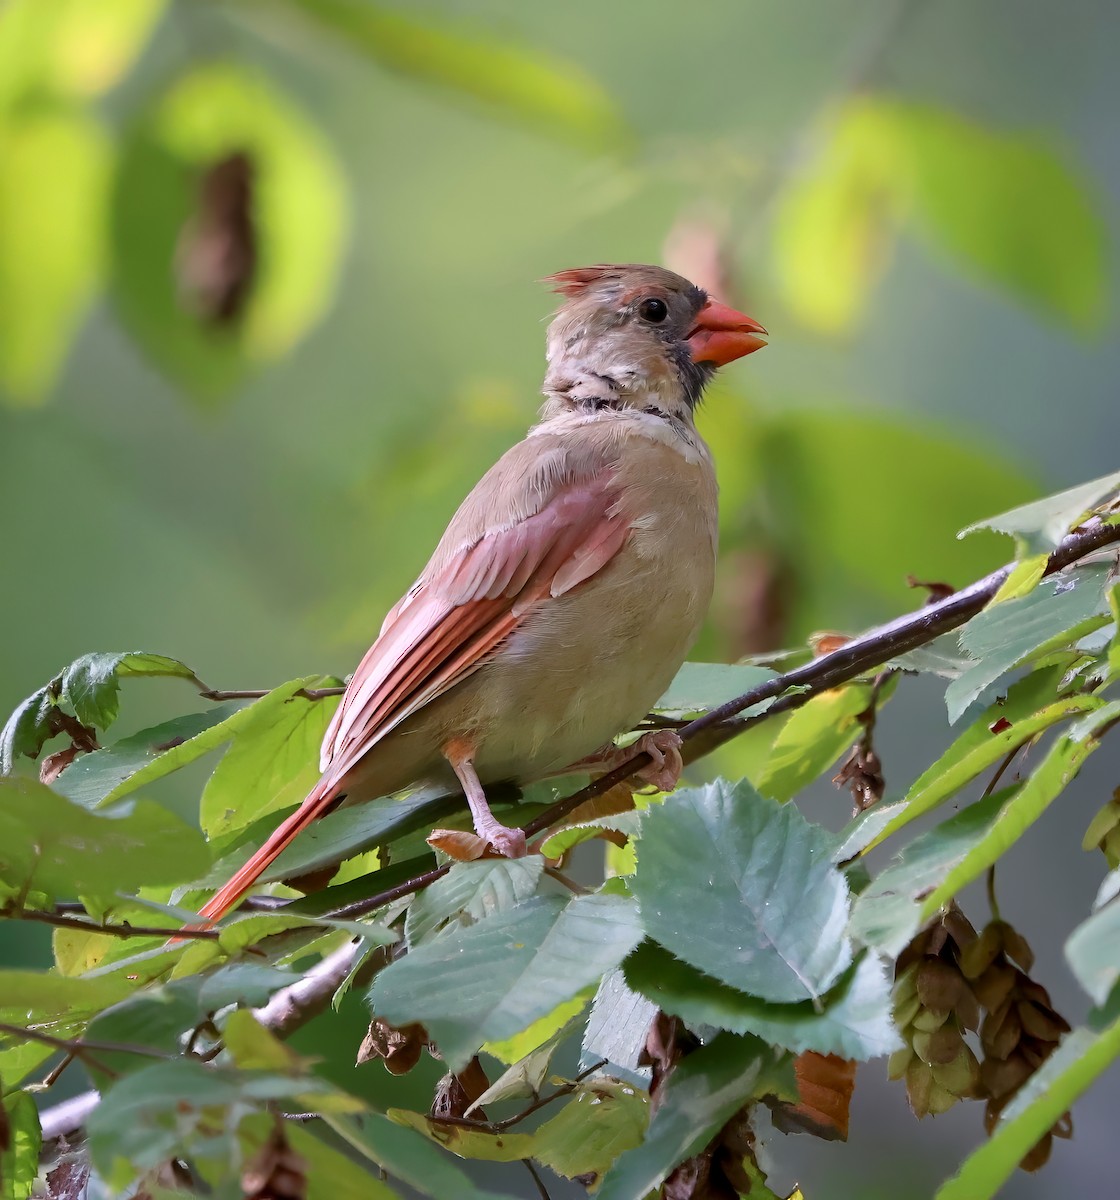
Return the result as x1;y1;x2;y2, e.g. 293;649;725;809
58;651;201;731
596;1033;773;1200
0;685;55;774
388;1108;535;1162
913;703;1120;920
960;469;1120;555
405;855;545;947
325;1112;519;1199
0;105;110;405
370;892;642;1071
652;662;777;717
632;779;851;1004
111;61;346;402
0;777;209;899
1066;896;1120;1007
864;688;1100;853
851;785;1017;956
530;1078;649;1183
624;943;898;1060
0;1091;40;1200
757;683;875;802
538;811;641;861
279;0;627;151
936;1020;1120;1200
944;563;1112;721
200;676;341;844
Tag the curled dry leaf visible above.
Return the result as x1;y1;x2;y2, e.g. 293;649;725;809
357;1017;428;1074
771;1051;856;1142
241;1124;308;1200
426;828;490;860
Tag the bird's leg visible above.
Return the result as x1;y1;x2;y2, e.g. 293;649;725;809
442;738;527;858
569;729;684;793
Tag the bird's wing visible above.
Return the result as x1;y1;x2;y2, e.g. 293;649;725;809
197;443;628;923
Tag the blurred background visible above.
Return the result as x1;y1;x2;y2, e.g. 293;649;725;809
0;1;1117;1197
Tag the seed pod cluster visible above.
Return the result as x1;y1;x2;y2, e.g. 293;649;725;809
241;1125;308;1200
959;919;1072;1172
888;906;982;1117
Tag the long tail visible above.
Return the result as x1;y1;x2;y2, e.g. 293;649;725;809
197;777;339;923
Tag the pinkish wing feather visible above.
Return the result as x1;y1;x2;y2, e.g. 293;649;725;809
319;476;628;783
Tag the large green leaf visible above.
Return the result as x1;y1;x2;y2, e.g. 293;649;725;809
960;469;1120;556
0;969;135;1026
200;676;341;844
0;104;110;405
0;1091;40;1200
936;1019;1120;1200
370;892;643;1071
595;1034;774;1200
0;777;209;899
944;563;1112;722
279;0;627;150
404;855;545;947
111;61;347;401
757;682;873;802
60;650;203;731
1066;884;1120;1007
624;942;898;1060
632;779;851;1004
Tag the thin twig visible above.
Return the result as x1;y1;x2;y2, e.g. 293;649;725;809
0;1022;174;1067
197;686;346;702
438;1060;609;1135
4;907;222;940
522;1158;552;1200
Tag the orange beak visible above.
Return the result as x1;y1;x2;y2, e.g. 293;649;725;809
687;299;767;366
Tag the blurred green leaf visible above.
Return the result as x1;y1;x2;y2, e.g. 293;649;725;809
772;97;902;334
0;1091;40;1200
0;105;110;404
596;1033;773;1200
0;777;209;900
897;102;1108;333
0;0;166;106
632;779;851;1004
757;682;874;802
652;661;777;717
936;1020;1120;1200
1066;885;1120;1007
111;61;347;401
404;855;544;947
254;1116;401;1200
0;969;134;1025
960;469;1120;556
200;675;340;844
530;1078;649;1183
60;650;203;731
624;942;898;1060
944;563;1112;722
278;0;627;151
370;892;642;1071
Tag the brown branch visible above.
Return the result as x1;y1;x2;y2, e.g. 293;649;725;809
3;907;222;941
197;686;346;702
0;1022;175;1068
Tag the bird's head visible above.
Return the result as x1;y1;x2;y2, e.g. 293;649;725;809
541;263;766;420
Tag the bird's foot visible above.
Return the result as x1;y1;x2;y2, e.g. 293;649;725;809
478;822;527;858
632;729;684;792
427;822;527;861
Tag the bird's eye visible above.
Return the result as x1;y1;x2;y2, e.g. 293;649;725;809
637;297;669;324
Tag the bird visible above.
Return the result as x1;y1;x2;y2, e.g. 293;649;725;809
198;264;766;923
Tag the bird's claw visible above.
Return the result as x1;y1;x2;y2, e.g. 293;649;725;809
633;729;684;792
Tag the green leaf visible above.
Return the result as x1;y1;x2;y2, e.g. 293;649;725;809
324;1112;519;1200
596;1033;774;1200
0;1091;40;1200
279;0;627;151
0;969;135;1025
0;104;111;405
771;97;902;334
60;650;202;731
200;677;341;844
1066;892;1120;1007
652;662;777;717
632;779;851;1004
757;682;874;801
960;469;1120;555
0;777;209;899
111;61;347;402
896;102;1108;333
864;686;1101;853
624;942;899;1060
0;0;166;105
0;686;55;774
529;1078;649;1184
936;1019;1120;1200
404;856;545;947
944;563;1112;721
912;703;1120;919
370;892;643;1071
581;968;657;1078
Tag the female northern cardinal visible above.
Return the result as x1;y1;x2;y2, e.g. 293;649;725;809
199;264;766;922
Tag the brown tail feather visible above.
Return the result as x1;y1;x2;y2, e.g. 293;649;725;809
197;778;339;923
